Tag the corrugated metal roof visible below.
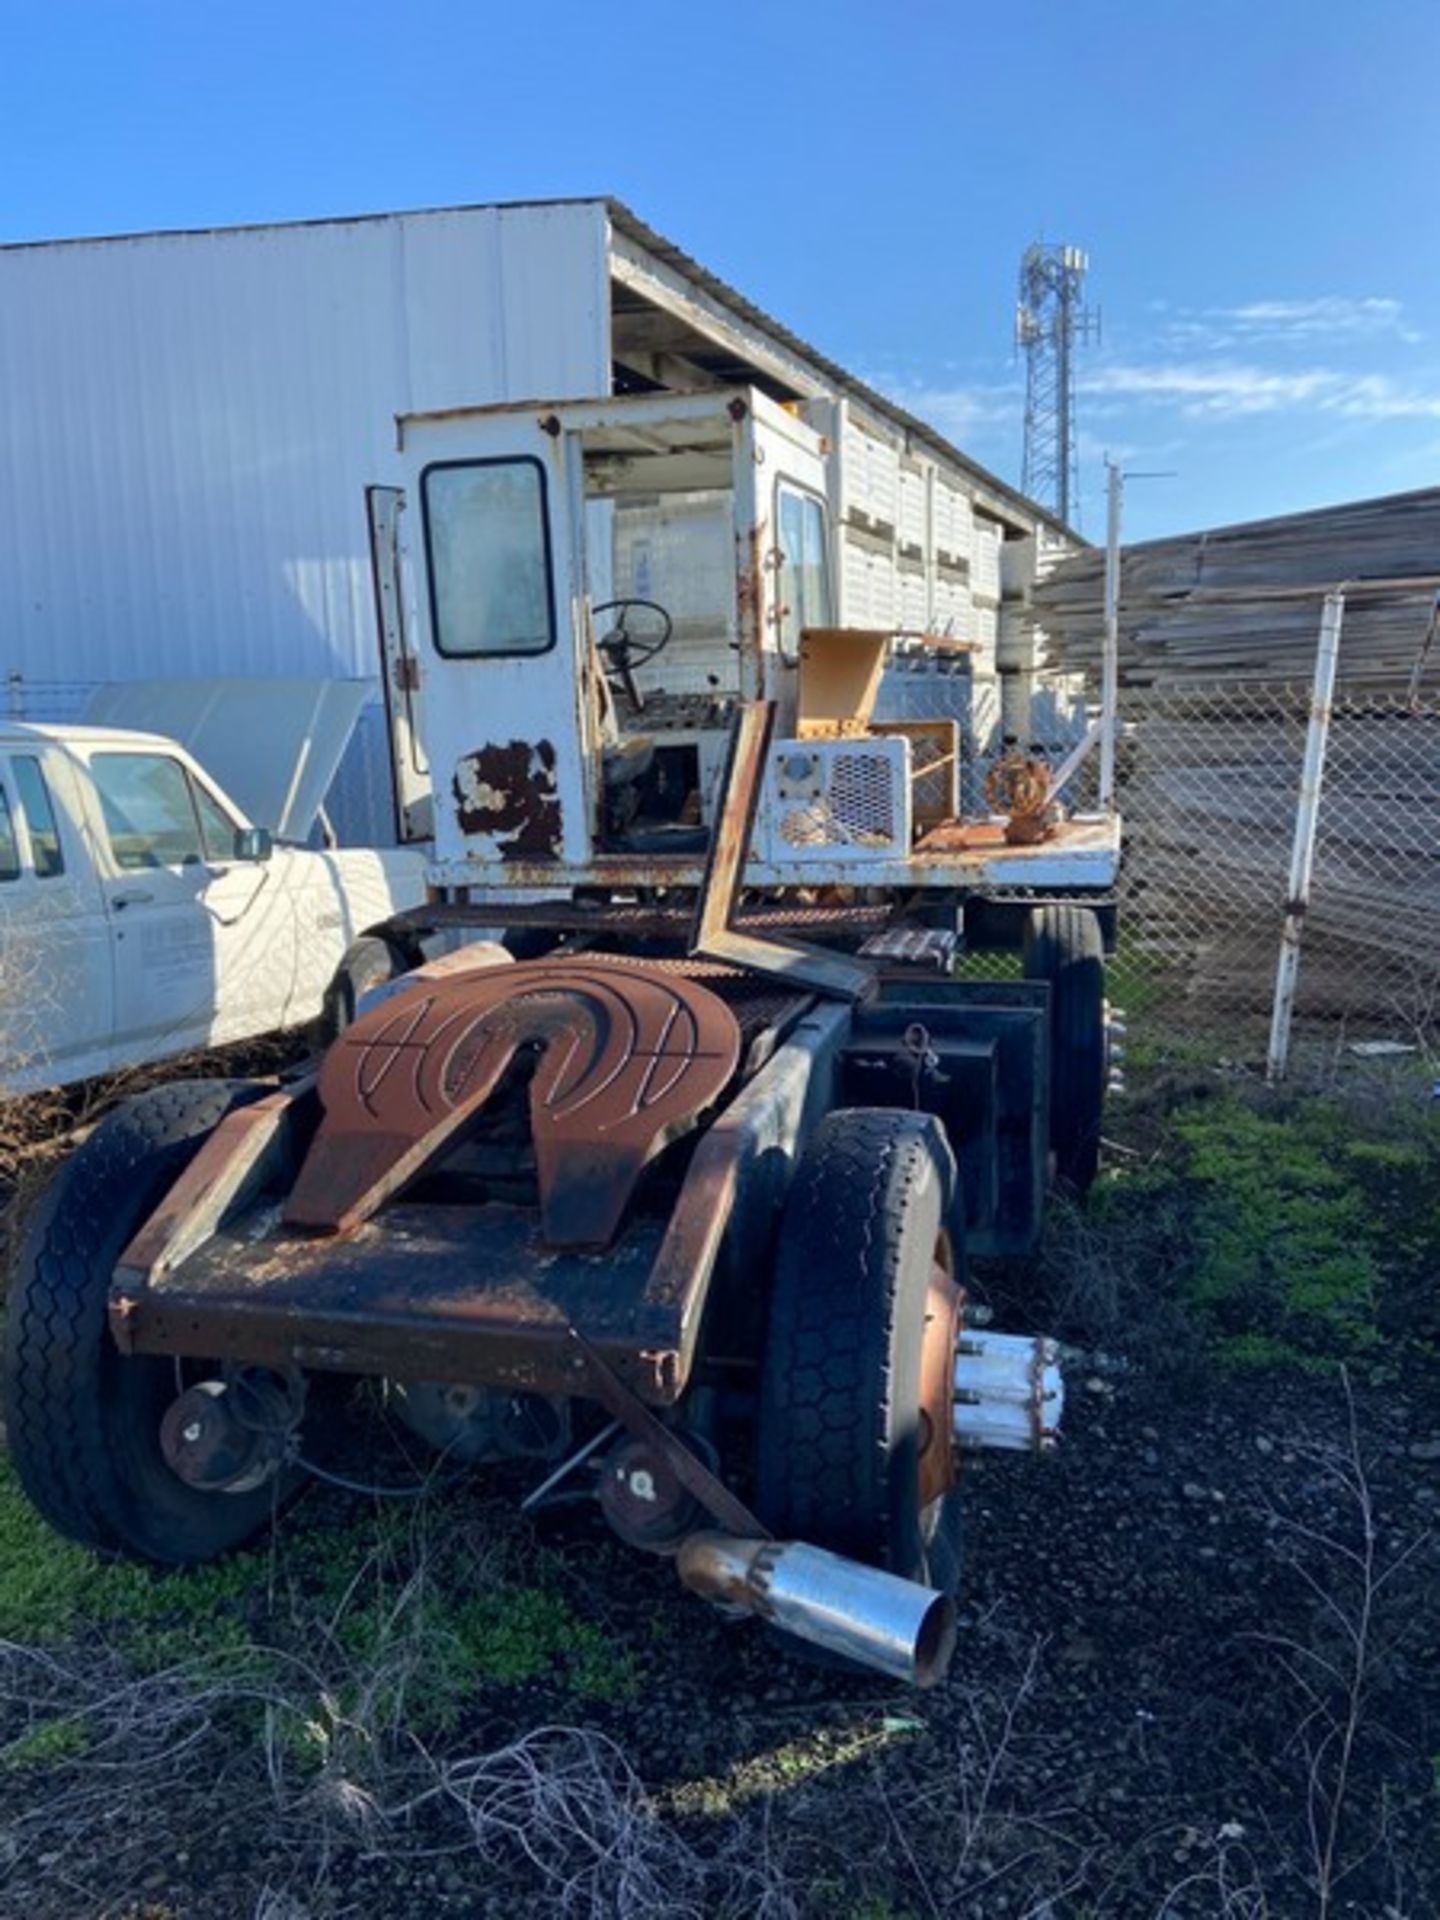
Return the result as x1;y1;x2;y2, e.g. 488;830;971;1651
604;201;1074;543
2;193;1073;543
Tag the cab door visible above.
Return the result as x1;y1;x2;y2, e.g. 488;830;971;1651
83;748;276;1059
366;485;433;844
396;409;591;873
732;392;834;724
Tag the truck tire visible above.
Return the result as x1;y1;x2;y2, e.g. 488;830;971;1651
1;1078;292;1564
755;1108;963;1588
320;931;417;1042
1023;904;1106;1192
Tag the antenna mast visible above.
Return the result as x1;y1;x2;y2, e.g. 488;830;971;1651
1016;243;1099;526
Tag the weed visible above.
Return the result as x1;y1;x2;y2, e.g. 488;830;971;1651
1;1710;90;1770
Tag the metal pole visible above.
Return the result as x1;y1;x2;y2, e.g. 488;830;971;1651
1266;589;1346;1083
1099;459;1122;812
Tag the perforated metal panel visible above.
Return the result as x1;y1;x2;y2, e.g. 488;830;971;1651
757;736;911;864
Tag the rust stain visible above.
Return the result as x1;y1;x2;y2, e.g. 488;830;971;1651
734;520;767;696
452;739;563;862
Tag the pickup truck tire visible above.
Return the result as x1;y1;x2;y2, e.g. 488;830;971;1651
320;931;418;1041
1;1078;293;1564
1023;904;1106;1192
755;1108;963;1592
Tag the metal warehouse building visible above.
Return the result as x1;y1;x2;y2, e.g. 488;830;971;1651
0;197;1074;840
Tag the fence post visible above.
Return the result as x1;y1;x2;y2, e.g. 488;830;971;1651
1266;589;1346;1082
1100;461;1122;811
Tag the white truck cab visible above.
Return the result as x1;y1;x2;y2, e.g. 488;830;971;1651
0;722;426;1093
371;385;1120;903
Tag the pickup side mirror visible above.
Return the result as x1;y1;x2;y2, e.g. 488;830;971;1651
233;826;273;864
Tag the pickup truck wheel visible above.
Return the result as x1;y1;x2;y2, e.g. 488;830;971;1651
1;1078;295;1564
321;931;416;1041
1023;904;1106;1192
755;1108;964;1591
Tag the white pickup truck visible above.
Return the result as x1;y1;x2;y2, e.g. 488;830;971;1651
0;720;427;1094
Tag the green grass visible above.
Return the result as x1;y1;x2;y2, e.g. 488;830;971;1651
1087;1086;1440;1370
0;1458;639;1769
1;1712;91;1771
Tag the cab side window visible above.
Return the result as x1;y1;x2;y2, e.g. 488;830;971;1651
0;787;19;882
13;756;65;878
92;754;204;870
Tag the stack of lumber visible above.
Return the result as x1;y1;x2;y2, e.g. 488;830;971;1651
1028;487;1440;692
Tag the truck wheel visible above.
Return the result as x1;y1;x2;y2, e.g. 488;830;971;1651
1023;904;1106;1192
755;1108;964;1589
1;1078;292;1564
320;931;416;1041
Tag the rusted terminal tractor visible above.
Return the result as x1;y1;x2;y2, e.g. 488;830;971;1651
4;389;1121;1685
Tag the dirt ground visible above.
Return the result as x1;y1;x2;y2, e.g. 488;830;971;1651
1;1053;1437;1920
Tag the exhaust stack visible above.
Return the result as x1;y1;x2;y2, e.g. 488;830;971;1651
675;1533;957;1689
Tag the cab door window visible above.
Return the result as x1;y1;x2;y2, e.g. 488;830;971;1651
775;483;834;658
92;754;205;870
422;457;556;658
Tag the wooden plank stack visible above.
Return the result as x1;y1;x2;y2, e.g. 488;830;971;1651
1027;486;1440;692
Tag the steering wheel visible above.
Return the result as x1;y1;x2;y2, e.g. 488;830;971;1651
592;598;673;714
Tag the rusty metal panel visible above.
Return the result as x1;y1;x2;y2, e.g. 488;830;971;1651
126;1200;680;1401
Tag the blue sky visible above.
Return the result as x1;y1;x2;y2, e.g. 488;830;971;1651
7;0;1438;541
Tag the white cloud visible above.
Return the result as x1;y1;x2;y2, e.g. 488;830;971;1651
1082;360;1440;421
1224;296;1419;342
862;370;1022;445
1162;295;1422;350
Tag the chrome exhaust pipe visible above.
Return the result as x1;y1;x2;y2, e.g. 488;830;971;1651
675;1533;957;1689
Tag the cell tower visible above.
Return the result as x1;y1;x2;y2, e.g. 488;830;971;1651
1016;242;1099;527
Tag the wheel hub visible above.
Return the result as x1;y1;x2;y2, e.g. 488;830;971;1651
918;1252;963;1507
159;1370;302;1493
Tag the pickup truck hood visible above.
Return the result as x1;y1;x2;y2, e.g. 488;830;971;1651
84;678;374;840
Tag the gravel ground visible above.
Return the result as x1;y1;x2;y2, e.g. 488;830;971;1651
2;1347;1435;1920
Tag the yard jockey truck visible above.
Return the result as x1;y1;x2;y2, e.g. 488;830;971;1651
3;388;1123;1687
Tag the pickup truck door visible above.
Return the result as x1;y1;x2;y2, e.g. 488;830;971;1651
83;748;291;1059
0;746;114;1090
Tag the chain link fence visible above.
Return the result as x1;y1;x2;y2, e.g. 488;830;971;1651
879;654;1440;1071
1090;679;1439;1068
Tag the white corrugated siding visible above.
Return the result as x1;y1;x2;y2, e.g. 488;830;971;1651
0;203;611;692
897;462;926;554
932;477;973;570
972;603;999;674
972;518;1003;604
841;417;900;533
931;570;971;641
897;565;929;633
842;532;899;628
